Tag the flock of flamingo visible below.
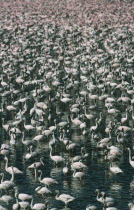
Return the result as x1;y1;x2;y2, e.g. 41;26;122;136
0;0;134;209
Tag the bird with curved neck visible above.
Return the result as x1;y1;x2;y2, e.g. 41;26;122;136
128;148;134;168
73;169;85;181
4;156;23;174
95;189;104;203
13;191;31;210
128;202;134;210
30;196;48;209
101;191;115;206
49;145;65;165
55;190;75;208
0;167;15;192
38;170;58;188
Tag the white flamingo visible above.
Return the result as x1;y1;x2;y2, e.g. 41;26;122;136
49;145;65;165
55;190;75;208
110;162;123;174
128;148;134;168
4;156;23;174
38;170;58;187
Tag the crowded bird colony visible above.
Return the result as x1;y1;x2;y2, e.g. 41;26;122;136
0;0;134;209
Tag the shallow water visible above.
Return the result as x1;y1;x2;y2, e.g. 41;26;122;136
0;102;133;210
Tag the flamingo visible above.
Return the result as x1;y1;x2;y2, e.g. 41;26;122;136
86;204;97;210
13;192;30;210
101;192;115;207
24;119;34;131
28;157;44;169
95;189;104;203
49;145;65;165
110;162;123;174
128;148;134;168
4;157;23;174
35;186;52;196
128;203;134;210
71;160;87;170
38;170;58;187
0;195;13;205
73;169;85;181
0;168;15;191
14;187;32;201
55;190;75;208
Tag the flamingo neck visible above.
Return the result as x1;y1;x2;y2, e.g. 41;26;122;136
5;158;8;171
126;110;128;119
34;165;37;180
15;193;19;206
21;132;25;143
129;149;132;162
50;146;53;157
0;173;4;183
38;171;42;183
84;106;87;115
108;131;111;139
55;191;60;200
11;167;15;182
30;146;33;155
95;120;98;128
40;158;44;166
96;190;101;201
30;197;34;209
73;170;76;177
